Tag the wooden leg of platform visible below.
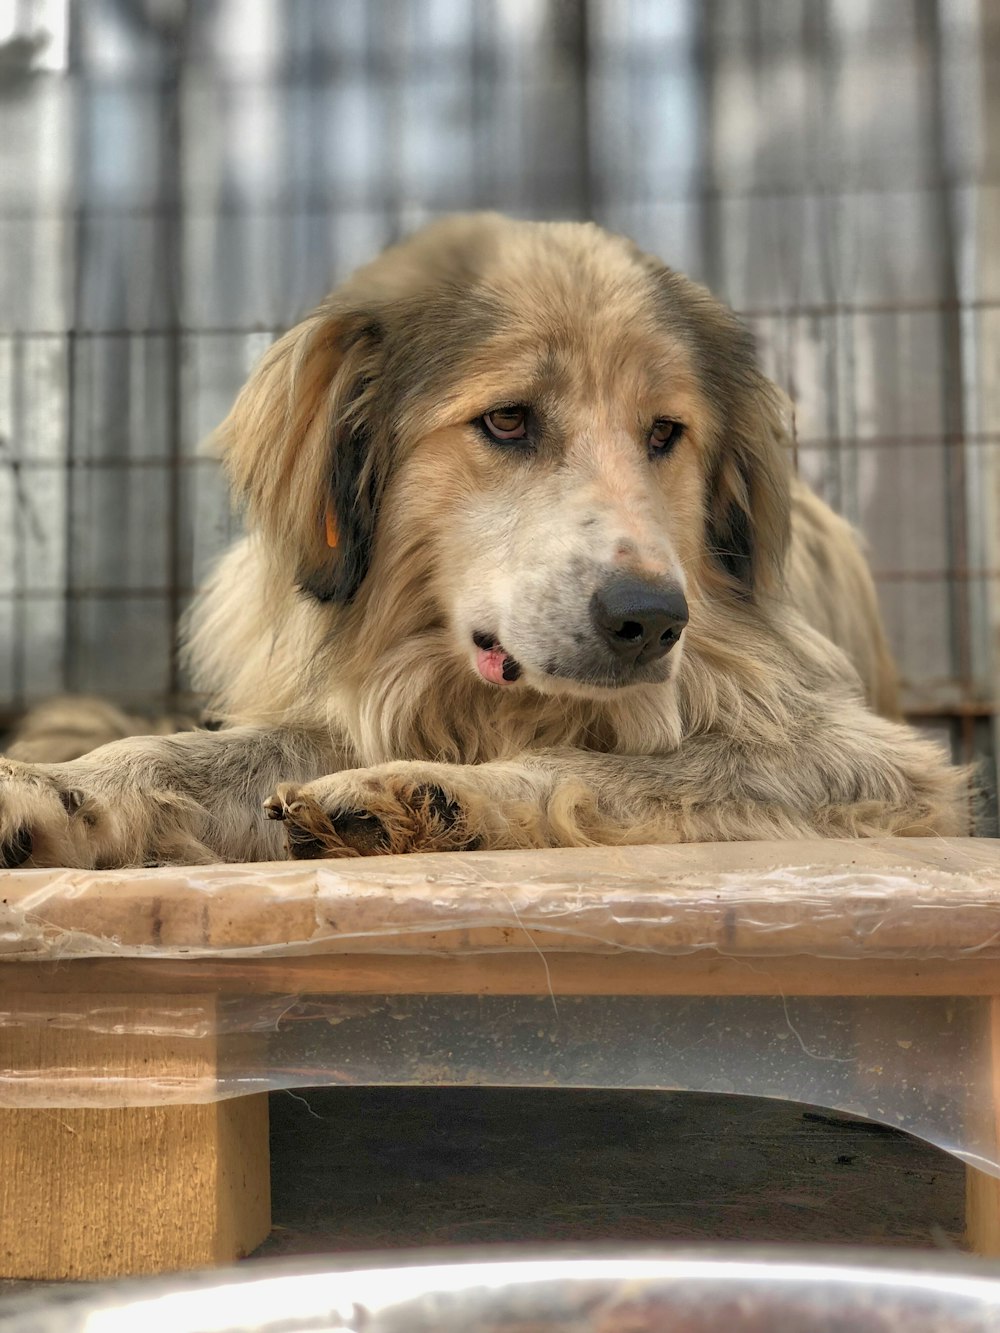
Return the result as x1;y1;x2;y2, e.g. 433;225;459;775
967;1164;1000;1256
966;996;1000;1256
0;994;271;1279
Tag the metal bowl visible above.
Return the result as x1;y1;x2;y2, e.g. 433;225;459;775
5;1248;1000;1332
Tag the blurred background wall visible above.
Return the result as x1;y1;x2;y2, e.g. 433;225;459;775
0;0;997;816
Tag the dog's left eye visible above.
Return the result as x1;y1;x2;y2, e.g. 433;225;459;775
481;407;528;442
648;419;685;458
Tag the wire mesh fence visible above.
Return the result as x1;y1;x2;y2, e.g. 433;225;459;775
0;0;997;815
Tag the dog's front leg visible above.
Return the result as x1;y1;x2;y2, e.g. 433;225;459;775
264;750;696;857
0;726;336;868
264;758;563;858
263;748;804;859
265;719;967;859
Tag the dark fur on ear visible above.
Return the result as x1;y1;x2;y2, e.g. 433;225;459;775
633;246;792;598
214;306;386;603
705;375;792;598
315;368;378;602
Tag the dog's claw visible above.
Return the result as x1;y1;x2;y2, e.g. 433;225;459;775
263;795;286;821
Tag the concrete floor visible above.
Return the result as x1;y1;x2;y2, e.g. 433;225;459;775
256;1086;966;1255
0;1086;967;1303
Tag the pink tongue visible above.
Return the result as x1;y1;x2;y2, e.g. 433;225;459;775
476;644;511;685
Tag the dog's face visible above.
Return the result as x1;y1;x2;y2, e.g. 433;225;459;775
219;215;792;702
401;305;709;696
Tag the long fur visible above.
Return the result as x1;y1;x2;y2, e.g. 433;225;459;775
0;215;968;869
785;481;901;719
3;697;198;764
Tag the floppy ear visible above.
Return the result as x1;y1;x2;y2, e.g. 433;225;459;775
215;305;385;602
705;376;793;598
628;244;793;600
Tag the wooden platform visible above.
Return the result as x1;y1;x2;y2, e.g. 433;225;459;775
2;838;999;1276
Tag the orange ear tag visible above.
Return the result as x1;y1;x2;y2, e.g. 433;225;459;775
324;502;339;549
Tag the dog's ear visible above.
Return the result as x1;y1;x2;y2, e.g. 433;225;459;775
215;306;385;602
629;246;793;600
705;375;793;598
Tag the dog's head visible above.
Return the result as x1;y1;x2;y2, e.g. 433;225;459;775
218;214;792;699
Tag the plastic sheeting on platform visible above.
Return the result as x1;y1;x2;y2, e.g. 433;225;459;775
3;838;1000;1179
2;839;999;960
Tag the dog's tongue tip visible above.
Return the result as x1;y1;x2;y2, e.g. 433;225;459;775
476;643;519;686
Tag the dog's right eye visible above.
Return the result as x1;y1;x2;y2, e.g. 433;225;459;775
480;407;528;442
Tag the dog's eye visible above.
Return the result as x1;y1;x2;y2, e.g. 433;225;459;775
648;419;685;458
482;407;528;441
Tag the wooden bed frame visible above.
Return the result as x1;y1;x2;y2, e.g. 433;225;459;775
2;838;998;1277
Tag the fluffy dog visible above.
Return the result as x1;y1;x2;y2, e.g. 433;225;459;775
3;696;199;764
0;214;966;868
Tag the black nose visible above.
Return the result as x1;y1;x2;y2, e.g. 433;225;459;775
590;576;689;665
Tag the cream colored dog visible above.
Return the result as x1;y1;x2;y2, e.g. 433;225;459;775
0;215;966;868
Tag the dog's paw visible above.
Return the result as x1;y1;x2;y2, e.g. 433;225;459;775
0;758;101;869
263;764;477;859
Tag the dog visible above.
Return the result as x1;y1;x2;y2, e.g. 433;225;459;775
0;214;967;869
2;696;200;764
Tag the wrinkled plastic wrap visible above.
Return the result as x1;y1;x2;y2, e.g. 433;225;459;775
5;838;1000;960
3;838;1000;1175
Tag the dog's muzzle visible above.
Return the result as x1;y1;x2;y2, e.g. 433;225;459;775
590;575;689;666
